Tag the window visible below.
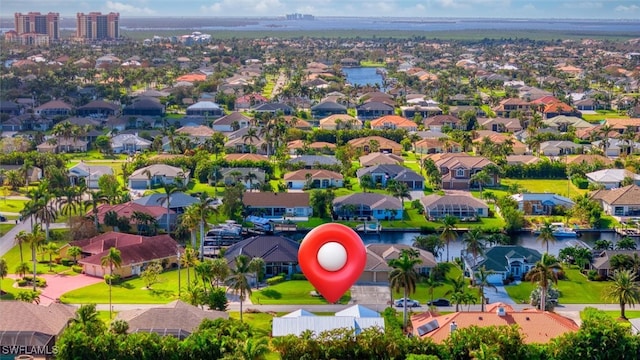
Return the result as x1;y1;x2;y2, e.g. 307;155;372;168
456;169;465;177
614;207;624;216
477;208;484;215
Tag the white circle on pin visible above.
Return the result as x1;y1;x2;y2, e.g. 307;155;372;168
317;242;347;271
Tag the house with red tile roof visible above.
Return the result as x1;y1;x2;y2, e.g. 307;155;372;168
91;202;174;231
347;136;402;155
243;192;312;220
283;169;344;189
411;303;579;343
67;231;181;278
434;154;497;190
370;115;418;131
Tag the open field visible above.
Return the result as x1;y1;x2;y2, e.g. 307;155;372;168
501;178;587;197
505;268;610;304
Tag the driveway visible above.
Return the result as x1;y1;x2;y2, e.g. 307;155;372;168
484;284;516;305
35;273;103;305
351;285;391;305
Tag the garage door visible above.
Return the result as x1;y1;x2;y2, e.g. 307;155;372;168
487;273;504;284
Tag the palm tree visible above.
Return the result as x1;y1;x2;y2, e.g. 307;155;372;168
191;192;217;259
181;247;198;287
388;249;422;329
84;191;109;231
25;225;45;292
240;337;270;360
424;273;442;306
158;179;183;233
463;228;486;267
244;172;259;192
440;215;458;262
101;247;122;319
226;255;253;322
525;253;563;311
0;258;7;299
45;242;59;272
446;275;468;312
242;127;260;154
605;269;640;320
599;124;614;155
210;257;229;288
388;181;411;209
14;230;28;264
473;265;497;312
67;246;82;264
470;170;492;199
249;257;265;290
71;304;105;337
180;206;199;249
537;220;556;253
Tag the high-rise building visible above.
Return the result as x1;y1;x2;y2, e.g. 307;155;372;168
76;12;119;41
13;12;60;42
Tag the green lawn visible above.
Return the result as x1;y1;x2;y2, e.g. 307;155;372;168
250;280;351;305
582;111;629;123
0;199;28;214
391;266;476;304
501;178;587;197
3;239;76;276
504;268;610;304
588;310;640;322
360;61;386;67
61;268;187;304
0;278;19;299
65;150;127;161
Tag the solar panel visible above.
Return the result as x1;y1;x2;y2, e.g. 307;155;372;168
416;320;440;336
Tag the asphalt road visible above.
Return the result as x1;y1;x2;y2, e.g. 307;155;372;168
0;218;67;257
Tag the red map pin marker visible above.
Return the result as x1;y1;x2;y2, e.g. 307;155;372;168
298;223;366;303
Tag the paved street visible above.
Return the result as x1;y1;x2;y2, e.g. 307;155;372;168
0;219;67;257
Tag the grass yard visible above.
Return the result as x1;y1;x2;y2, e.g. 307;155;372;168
0;199;28;214
360;61;386;67
0;278;19;300
0;223;15;236
501;178;587;197
61;268;186;304
587;310;640;323
504;268;610;304
3;239;76;276
250;280;351;305
582;111;629;123
391;266;476;304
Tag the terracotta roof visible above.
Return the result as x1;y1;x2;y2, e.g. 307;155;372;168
347;136;402;149
76;232;180;267
543;102;574;113
176;125;216;137
91;202;173;223
604;118;640;129
225;153;269;162
243;192;310;207
176;73;207;82
370;115;417;129
590;185;640;205
283;169;343;181
424;114;461;126
411;306;579;343
566;154;613;166
434;154;494;170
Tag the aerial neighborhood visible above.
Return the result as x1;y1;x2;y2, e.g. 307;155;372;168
0;9;640;360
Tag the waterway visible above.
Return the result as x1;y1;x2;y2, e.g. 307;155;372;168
342;67;384;88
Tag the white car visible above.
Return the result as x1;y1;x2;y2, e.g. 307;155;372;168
394;298;420;307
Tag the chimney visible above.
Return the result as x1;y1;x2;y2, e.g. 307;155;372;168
450;321;457;333
497;306;506;317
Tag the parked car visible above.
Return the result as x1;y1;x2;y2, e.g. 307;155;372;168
394;298;420;307
0;214;6;222
427;298;451;306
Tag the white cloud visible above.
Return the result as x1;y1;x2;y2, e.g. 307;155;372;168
434;0;510;9
562;2;603;9
105;1;156;15
615;4;639;12
201;0;284;15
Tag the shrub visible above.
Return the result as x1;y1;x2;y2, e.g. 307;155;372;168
72;265;83;273
23;276;47;287
266;275;285;286
104;274;122;285
17;279;27;286
291;273;306;280
61;259;73;266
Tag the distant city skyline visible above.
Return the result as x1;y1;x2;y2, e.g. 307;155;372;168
2;0;639;19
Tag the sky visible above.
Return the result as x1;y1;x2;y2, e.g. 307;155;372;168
3;0;639;19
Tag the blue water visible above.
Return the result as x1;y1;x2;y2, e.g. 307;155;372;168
342;67;384;87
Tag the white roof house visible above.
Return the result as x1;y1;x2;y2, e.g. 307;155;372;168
586;169;640;190
272;305;385;337
110;133;152;154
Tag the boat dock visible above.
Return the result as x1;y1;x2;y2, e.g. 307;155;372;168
355;221;381;233
615;227;640;237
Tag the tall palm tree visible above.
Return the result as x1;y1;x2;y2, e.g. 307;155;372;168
388;181;411;209
158;179;183;233
249;257;265;290
71;304;104;337
180;206;199;249
191;192;217;259
244;172;259;192
440;215;458;262
473;265;497;312
84;190;109;231
0;258;7;300
445;275;468;312
181;247;198;287
525;253;563;311
242;127;260;154
226;255;253;322
537;220;556;253
101;247;122;319
463;228;486;267
14;230;28;264
25;225;45;292
599;124;614;155
606;269;640;320
388;249;422;329
470;170;492;199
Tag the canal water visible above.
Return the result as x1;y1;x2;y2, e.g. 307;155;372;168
342;67;384;88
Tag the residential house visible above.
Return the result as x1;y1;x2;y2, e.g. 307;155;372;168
288;155;340;168
590;184;640;217
123;97;165;117
604;118;640;134
401;105;443;119
479;117;523;133
243;192;312;220
311;101;347;118
542;102;581;119
0;165;41;184
70;231;181;277
592;138;640;157
356;164;424;190
493;98;530;118
284;169;344;189
252;102;294;115
132;191;199;215
414;138;461;155
355;101;394;120
68;162;114;189
76;99;120;118
36;137;88;153
347;136;402;155
333;193;403;220
424;115;461;131
1;116;23;132
219;167;266;189
34;100;73;117
360;244;436;283
511;193;575;215
128;164;190;190
235;93;268;110
0;100;20;115
116;300;228;339
420;194;489;220
287;140;336;155
539;141;582;156
590;250;640;278
224;235;300;278
225;153;269;162
224;128;266;154
411;303;578;343
359;152;404;167
110;133;152;154
185;101;224;117
176;125;217;144
506;155;540;165
212;112;251;132
471;245;542;283
473;132;527;155
272;305;385;337
90;201;174;230
543;115;594;132
370;115;418;131
566;154;613;167
586;169;640;190
319;114;362;130
434;154;497;190
0;301;76;357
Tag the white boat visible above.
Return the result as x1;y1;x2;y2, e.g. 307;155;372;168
533;222;579;238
